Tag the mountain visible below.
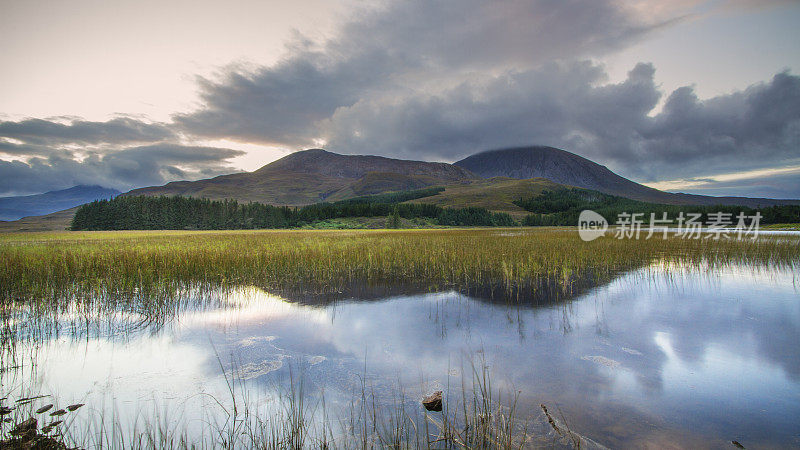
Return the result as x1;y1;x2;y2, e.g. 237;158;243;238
3;146;798;230
127;149;477;205
455;146;800;208
0;185;120;221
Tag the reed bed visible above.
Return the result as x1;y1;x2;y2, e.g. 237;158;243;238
2;356;542;449
1;228;798;306
2;228;797;363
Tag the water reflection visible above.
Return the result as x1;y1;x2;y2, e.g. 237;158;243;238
2;264;799;448
268;266;630;309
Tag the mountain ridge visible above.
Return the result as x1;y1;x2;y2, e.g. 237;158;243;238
0;185;120;221
455;146;799;208
127;146;799;213
256;149;476;180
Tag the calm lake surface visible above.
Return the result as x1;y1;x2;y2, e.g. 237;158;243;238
3;262;800;448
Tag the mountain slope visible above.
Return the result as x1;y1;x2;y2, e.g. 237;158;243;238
0;207;78;232
128;149;477;205
0;185;120;221
455;146;800;208
404;177;565;217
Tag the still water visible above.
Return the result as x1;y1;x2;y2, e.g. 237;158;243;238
3;263;800;448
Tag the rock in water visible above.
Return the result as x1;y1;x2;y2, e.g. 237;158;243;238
10;417;37;437
422;391;443;412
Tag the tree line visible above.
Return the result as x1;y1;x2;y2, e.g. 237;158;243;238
70;193;516;230
516;189;800;226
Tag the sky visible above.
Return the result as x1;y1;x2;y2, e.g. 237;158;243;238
1;0;799;198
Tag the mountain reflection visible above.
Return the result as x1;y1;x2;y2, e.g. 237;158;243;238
2;264;799;448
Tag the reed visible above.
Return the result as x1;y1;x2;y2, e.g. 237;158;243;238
1;229;797;308
1;357;533;449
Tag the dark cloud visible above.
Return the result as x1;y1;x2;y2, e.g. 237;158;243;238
635;71;800;178
0;140;52;156
322;64;800;195
0;144;244;196
0;117;175;146
174;53;389;147
322;61;658;161
174;0;670;147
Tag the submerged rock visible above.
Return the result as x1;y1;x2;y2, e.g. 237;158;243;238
2;417;68;449
422;391;443;412
10;418;37;437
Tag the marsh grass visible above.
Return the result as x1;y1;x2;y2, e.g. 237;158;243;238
1;355;536;449
2;229;797;306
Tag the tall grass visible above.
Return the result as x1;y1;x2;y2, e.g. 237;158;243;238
1;356;537;449
1;229;797;307
1;228;797;363
2;228;796;382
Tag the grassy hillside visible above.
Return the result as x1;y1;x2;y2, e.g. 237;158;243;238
0;207;77;232
325;172;449;200
404;177;567;217
127;149;477;206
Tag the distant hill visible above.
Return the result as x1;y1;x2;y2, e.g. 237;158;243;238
455;146;800;208
0;185;119;221
3;146;799;230
0;207;78;232
127;149;477;205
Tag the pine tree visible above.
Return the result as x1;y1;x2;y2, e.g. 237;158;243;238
387;207;401;229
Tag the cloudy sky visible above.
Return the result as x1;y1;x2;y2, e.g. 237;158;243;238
1;0;799;198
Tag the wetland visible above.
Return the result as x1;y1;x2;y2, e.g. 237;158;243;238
1;229;799;448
